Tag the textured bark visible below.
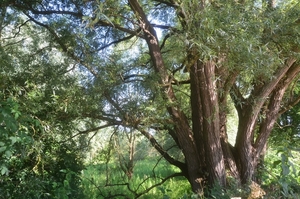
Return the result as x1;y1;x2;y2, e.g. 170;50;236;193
170;108;203;192
235;109;257;183
190;62;205;170
255;63;300;155
233;59;297;183
197;60;226;186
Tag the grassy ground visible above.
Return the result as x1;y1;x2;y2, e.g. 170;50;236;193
80;148;300;199
81;159;191;199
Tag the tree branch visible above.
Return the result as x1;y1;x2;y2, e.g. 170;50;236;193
220;70;239;103
60;123;114;143
152;0;179;8
135;173;183;198
138;128;186;170
252;58;296;106
151;24;172;29
254;62;300;155
95;33;137;52
82;112;122;125
23;12;99;77
122;73;145;81
28;9;83;17
159;33;170;50
230;83;245;115
1;19;31;40
172;79;190;85
94;19;144;39
280;94;300;115
18;4;144;40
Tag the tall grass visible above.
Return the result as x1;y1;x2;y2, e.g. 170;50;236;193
80;148;300;198
81;159;191;198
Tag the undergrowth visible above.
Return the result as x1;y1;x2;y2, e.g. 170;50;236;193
80;146;299;198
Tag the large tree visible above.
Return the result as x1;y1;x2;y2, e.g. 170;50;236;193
4;0;300;193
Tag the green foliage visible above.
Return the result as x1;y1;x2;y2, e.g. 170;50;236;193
0;7;86;198
262;106;300;199
1;0;300;198
261;146;300;198
277;148;300;198
81;159;190;199
0;97;85;198
0;97;34;176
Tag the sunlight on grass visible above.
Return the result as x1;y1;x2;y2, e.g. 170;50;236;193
81;159;190;198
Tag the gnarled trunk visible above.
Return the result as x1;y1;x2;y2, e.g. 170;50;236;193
190;60;226;187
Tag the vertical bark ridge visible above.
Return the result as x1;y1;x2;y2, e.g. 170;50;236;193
190;62;205;170
198;60;226;186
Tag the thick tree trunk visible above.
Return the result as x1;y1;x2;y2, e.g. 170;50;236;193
168;107;203;192
190;62;206;171
235;110;257;184
197;60;226;187
231;97;259;183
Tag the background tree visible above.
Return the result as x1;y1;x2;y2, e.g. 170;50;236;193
2;0;300;195
0;5;86;198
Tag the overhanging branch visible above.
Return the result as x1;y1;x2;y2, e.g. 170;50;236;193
23;12;99;76
60;123;115;143
254;58;296;103
94;19;144;39
280;95;300;114
152;0;179;8
29;9;83;17
135;173;183;198
95;33;137;52
254;62;300;155
138;128;186;170
230;83;245;114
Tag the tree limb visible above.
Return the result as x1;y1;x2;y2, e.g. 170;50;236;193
151;0;179;8
230;83;245;115
61;123;114;142
95;34;137;52
28;9;83;17
280;94;300;115
254;62;300;156
135;173;183;198
138;128;186;170
16;3;144;39
23;12;99;77
252;58;296;109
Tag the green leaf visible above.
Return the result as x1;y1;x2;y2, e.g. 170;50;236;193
272;160;281;168
1;166;8;175
9;136;18;145
282;164;290;176
5;150;12;158
63;179;70;188
0;146;7;153
11;109;21;119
